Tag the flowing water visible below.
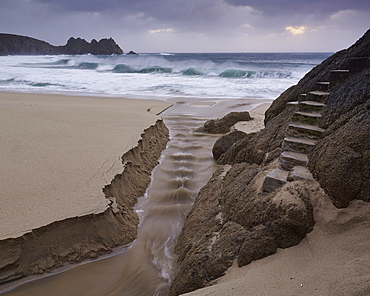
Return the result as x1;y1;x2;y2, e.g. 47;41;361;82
4;97;264;295
0;52;331;295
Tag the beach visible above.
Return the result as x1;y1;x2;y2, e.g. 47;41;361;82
2;49;368;295
0;91;171;240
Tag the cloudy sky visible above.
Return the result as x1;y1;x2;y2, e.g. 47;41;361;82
0;0;369;53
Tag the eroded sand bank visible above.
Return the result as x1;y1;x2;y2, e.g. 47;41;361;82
0;92;171;240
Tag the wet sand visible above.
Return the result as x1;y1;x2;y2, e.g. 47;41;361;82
0;91;171;240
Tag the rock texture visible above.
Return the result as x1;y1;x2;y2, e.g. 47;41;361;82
195;111;252;134
169;164;315;295
212;130;246;161
0;34;123;55
170;29;370;295
211;29;370;208
308;69;370;208
265;29;370;124
0;120;169;285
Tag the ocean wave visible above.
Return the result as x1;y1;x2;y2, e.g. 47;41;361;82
75;62;99;70
181;67;204;76
23;56;296;80
112;64;172;74
0;52;330;99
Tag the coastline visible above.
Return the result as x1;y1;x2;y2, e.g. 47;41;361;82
0;91;171;286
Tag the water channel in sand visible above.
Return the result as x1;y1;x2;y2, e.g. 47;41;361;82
3;98;269;296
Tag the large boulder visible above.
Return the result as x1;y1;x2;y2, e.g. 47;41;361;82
169;163;315;295
212;130;246;161
196;111;252;134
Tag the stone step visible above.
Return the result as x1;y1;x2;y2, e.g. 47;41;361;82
292;111;322;125
306;91;330;103
286;101;299;110
316;81;330;92
287;166;314;181
299;101;326;113
278;151;308;171
299;93;307;101
282;136;317;154
287;122;325;139
329;70;349;88
262;168;289;193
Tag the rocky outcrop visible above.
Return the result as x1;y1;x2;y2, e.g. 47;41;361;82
169;164;315;295
218;30;370;171
195;111;252;134
62;37;123;55
265;28;370;125
308;69;370;208
0;34;123;55
0;120;169;285
211;29;370;208
170;29;370;295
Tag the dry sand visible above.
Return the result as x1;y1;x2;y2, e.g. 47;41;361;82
233;102;270;134
0;91;171;240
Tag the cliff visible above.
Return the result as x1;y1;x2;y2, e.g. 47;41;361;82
0;34;123;55
170;29;370;295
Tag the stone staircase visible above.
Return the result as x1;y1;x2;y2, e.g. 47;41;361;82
260;57;370;193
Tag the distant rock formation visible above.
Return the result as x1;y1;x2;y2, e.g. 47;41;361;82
0;34;123;55
127;50;138;55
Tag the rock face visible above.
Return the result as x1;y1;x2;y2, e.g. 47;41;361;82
0;34;123;55
211;29;370;208
264;29;370;124
195;111;252;134
212;130;246;161
308;69;370;208
169;164;315;295
170;29;370;295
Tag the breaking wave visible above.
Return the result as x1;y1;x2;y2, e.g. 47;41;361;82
0;52;331;98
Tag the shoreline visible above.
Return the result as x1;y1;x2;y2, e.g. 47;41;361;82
0;91;171;287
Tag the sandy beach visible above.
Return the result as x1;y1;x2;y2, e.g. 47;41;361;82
0;91;171;240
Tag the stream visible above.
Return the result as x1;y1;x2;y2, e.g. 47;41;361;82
4;98;266;296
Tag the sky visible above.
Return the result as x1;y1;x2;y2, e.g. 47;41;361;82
0;0;369;53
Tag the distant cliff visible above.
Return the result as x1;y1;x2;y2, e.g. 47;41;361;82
0;34;124;55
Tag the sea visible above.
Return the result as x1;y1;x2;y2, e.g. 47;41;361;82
0;52;332;101
0;52;332;296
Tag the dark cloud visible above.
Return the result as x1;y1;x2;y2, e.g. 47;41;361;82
34;0;193;18
225;0;370;14
1;0;369;52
